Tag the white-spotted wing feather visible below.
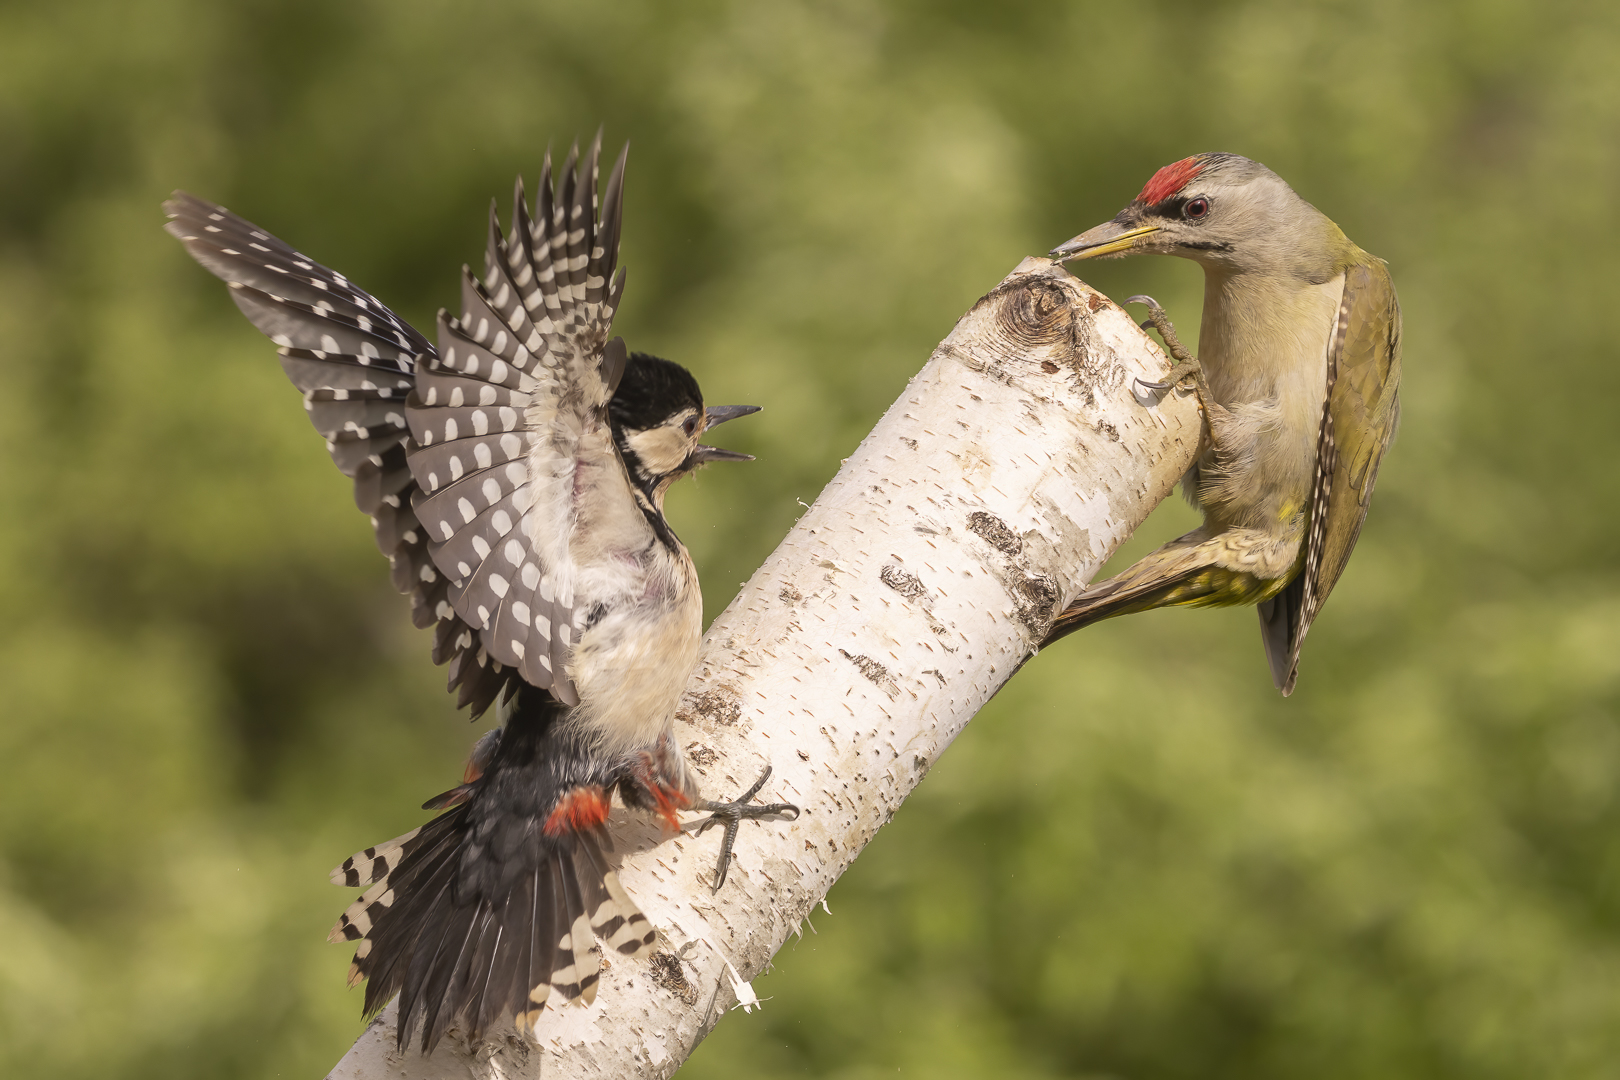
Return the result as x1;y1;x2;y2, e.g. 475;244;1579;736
404;140;630;703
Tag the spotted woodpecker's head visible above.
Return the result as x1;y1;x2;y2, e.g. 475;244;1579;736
609;352;757;506
1050;153;1344;276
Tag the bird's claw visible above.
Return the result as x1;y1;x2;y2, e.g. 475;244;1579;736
1123;294;1208;406
694;765;801;892
1136;360;1205;393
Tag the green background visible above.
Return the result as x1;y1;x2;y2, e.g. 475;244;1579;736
4;1;1619;1076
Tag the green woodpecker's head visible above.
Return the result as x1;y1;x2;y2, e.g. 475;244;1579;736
1051;153;1337;274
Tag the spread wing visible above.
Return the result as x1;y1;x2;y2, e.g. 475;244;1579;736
1262;257;1403;695
405;135;630;705
162;152;618;712
164;193;514;715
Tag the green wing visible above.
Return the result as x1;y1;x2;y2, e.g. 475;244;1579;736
1274;256;1402;695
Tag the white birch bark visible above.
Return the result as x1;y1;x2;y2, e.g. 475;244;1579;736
325;257;1202;1080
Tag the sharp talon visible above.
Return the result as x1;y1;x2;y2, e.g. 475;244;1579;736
713;817;741;891
1136;376;1176;392
1123;294;1158;308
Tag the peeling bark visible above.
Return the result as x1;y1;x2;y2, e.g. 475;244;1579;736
325;258;1202;1080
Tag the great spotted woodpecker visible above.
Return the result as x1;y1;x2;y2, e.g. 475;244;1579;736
165;136;797;1052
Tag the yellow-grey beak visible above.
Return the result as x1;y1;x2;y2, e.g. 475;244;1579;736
1049;221;1162;262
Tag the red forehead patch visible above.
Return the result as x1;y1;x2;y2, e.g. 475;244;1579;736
1138;157;1203;205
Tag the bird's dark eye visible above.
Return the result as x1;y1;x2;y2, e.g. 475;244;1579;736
682;416;699;437
1184;197;1210;220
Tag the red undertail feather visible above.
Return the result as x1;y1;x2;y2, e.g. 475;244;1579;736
543;786;612;837
1139;156;1204;205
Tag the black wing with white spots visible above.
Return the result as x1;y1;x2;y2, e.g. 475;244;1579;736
405;136;630;704
166;139;632;713
165;193;510;715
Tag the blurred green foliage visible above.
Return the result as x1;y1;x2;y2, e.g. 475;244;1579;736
3;0;1619;1076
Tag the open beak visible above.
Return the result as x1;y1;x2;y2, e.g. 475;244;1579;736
689;404;760;464
1049;220;1161;262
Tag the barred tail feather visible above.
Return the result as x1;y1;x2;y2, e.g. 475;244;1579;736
575;838;658;960
332;807;652;1052
331;825;425;888
551;850;601;1007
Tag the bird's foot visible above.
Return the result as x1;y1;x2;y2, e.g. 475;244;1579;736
1125;294;1194;363
1137;360;1204;391
1125;295;1213;409
693;766;800;892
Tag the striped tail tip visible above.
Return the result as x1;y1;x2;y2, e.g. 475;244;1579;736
547;896;602;1007
330;825;423;887
329;876;396;944
582;855;658;960
332;806;660;1052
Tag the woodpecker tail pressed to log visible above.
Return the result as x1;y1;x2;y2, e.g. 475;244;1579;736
165;135;797;1051
1048;153;1402;695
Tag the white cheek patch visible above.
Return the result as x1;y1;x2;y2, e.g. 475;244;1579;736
624;422;693;477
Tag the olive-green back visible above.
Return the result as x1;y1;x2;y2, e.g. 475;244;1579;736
1268;256;1403;695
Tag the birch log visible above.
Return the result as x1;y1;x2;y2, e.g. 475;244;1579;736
326;256;1203;1080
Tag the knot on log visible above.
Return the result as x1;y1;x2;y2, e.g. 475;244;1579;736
994;279;1077;349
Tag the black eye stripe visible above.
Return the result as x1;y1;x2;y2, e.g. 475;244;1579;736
1151;194;1210;220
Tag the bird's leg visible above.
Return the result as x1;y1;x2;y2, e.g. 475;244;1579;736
1126;295;1212;406
693;766;800;892
1125;295;1240;479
